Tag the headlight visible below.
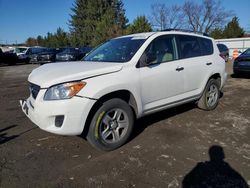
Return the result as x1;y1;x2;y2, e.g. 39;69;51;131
67;54;74;59
44;81;86;100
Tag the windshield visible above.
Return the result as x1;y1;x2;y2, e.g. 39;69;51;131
62;48;78;53
31;48;46;54
45;48;56;53
15;48;27;53
242;48;250;55
84;37;146;63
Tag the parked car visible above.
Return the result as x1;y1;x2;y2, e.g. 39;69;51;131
233;48;250;75
56;47;91;62
56;48;81;61
14;47;28;56
20;30;227;151
79;47;92;59
21;47;47;63
37;48;65;64
217;43;229;62
0;48;19;65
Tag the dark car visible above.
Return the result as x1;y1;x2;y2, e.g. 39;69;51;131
56;47;92;62
25;47;47;63
37;48;65;64
0;48;19;65
217;43;229;62
233;48;250;75
79;47;92;59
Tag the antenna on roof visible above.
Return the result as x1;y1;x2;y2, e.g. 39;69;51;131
162;28;209;37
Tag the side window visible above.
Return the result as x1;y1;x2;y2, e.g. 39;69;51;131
178;35;202;59
200;38;213;55
143;35;176;65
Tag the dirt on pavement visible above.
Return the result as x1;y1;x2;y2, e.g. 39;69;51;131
0;62;249;188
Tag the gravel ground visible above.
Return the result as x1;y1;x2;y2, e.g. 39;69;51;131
0;62;249;188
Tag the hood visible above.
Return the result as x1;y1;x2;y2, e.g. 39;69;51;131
39;52;55;56
236;54;250;61
28;61;123;88
57;52;76;56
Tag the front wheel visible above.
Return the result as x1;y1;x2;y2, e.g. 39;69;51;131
87;98;134;151
198;79;220;110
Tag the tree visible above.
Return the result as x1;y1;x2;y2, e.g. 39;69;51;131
126;16;152;34
36;35;44;46
183;0;232;33
150;3;183;30
54;27;70;47
223;17;244;38
25;37;37;46
209;28;224;39
92;0;128;46
69;0;128;47
29;28;71;48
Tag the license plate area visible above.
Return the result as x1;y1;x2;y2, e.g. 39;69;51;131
20;99;29;115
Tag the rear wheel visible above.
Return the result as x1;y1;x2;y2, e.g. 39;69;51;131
87;98;134;151
198;79;220;110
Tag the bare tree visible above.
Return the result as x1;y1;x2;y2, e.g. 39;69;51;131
150;3;183;30
183;0;232;33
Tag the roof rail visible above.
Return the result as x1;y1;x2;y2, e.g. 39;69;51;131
162;28;209;37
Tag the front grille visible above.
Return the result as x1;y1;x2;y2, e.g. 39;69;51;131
38;55;50;61
29;83;40;99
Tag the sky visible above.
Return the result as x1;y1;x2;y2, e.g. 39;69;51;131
0;0;249;44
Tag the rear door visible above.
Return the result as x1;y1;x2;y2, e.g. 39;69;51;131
176;35;214;96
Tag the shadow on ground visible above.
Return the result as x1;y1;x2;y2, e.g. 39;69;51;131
0;125;37;145
182;145;248;188
132;102;196;139
231;73;250;79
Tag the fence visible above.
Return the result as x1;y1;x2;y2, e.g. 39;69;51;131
215;37;250;58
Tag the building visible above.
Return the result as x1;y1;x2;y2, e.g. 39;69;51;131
215;37;250;58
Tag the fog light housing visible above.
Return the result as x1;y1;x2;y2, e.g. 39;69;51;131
55;115;64;127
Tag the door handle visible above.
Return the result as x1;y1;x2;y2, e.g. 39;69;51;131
176;67;184;71
206;62;212;66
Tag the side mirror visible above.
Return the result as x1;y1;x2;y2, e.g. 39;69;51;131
238;50;242;53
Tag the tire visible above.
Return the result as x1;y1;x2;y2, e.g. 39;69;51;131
87;98;134;151
198;79;220;110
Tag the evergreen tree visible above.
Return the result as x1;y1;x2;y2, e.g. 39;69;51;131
25;37;37;46
223;17;244;38
209;28;224;39
54;27;70;47
36;35;44;46
126;16;152;34
69;0;127;47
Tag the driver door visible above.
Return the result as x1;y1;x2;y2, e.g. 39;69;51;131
138;35;185;113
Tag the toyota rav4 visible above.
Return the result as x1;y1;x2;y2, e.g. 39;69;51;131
20;30;227;151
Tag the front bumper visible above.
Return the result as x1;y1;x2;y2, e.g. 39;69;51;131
20;90;96;136
233;66;250;73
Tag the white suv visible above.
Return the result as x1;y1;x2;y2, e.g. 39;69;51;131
20;30;227;151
